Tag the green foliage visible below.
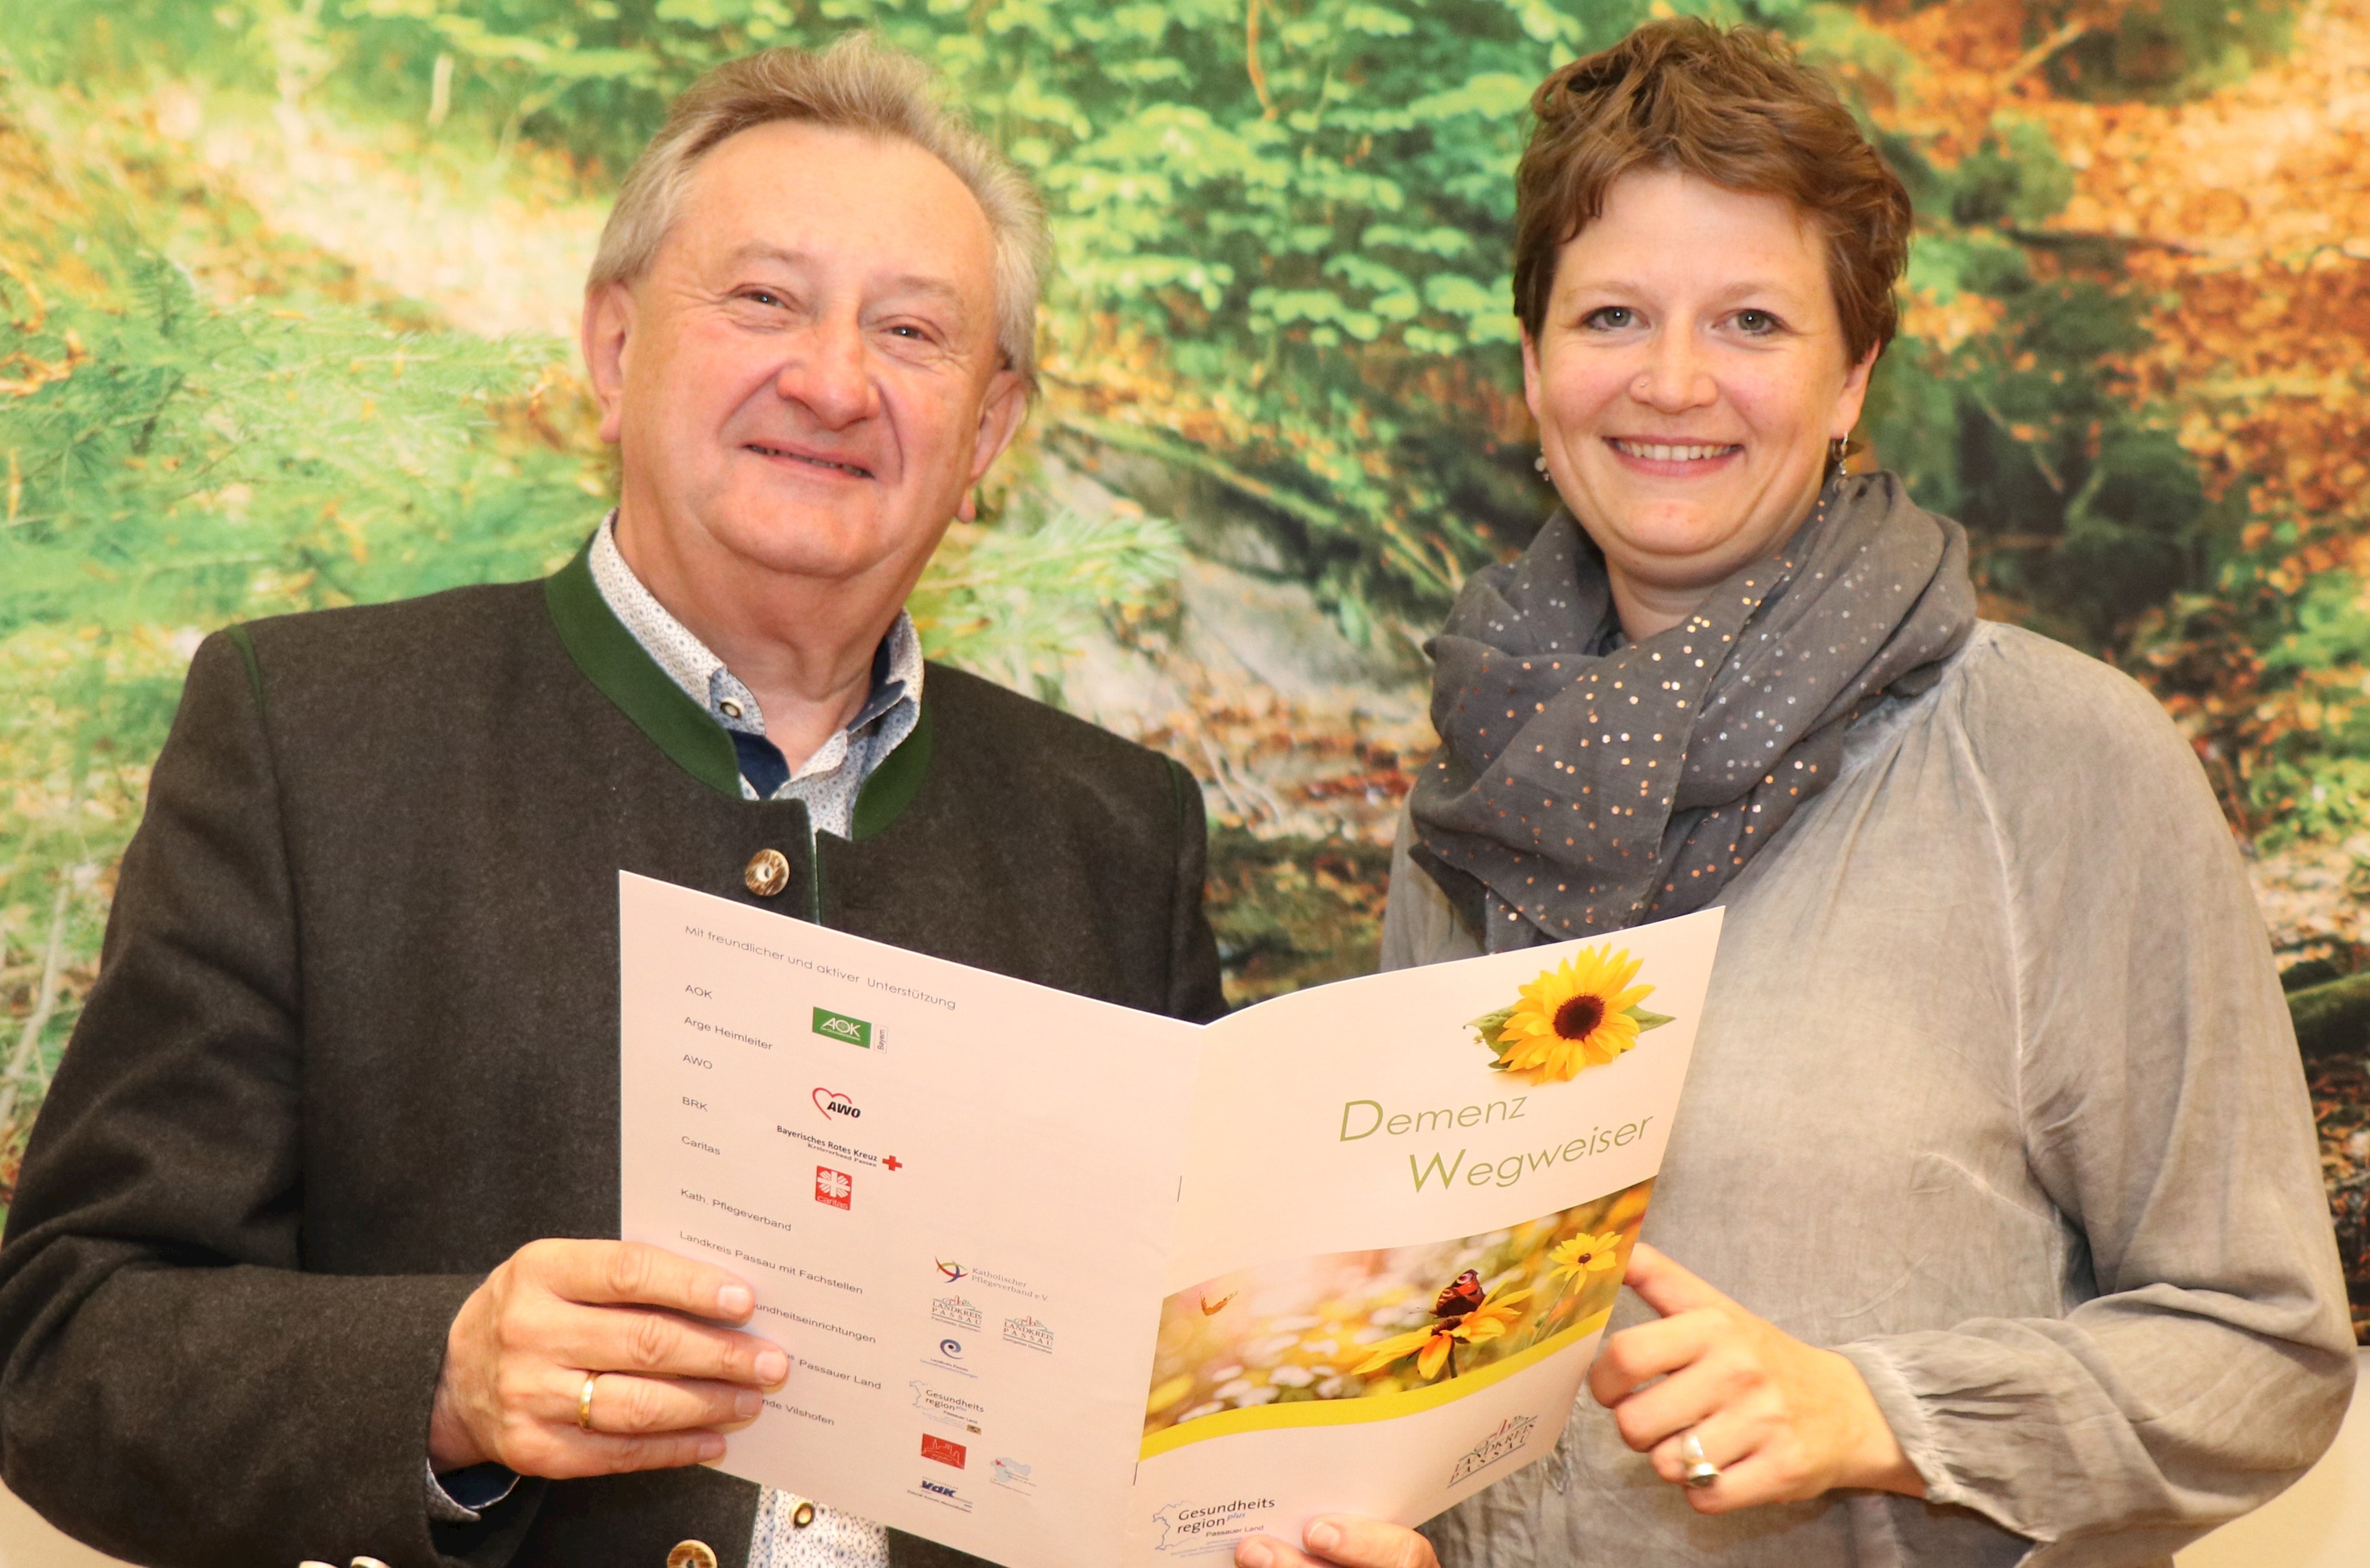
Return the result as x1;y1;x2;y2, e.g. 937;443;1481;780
910;503;1184;703
1863;112;2222;646
2038;0;2299;100
0;206;595;1134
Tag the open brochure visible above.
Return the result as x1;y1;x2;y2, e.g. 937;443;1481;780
617;871;1720;1568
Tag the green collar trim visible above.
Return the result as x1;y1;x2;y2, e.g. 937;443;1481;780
545;544;742;798
542;542;934;837
852;701;930;841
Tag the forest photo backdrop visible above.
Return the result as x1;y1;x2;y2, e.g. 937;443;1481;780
2;0;2367;1330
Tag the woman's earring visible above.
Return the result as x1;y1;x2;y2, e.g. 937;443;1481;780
1534;452;1550;475
1828;436;1849;470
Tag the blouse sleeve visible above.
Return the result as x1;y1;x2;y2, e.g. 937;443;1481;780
1834;634;2356;1555
1381;805;1484;972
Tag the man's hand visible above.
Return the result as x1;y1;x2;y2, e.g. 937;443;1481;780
1235;1517;1437;1568
428;1239;790;1479
1587;1243;1923;1513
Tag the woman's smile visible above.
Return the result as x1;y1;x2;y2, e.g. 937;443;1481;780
1606;437;1745;473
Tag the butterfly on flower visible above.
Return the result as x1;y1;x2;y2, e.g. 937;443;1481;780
1355;1274;1533;1382
1433;1270;1486;1320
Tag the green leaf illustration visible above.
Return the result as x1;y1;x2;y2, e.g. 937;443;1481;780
1466;1004;1517;1055
1625;1008;1675;1031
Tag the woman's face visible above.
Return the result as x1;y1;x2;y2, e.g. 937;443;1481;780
1524;168;1875;636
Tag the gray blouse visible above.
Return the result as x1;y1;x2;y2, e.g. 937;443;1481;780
1384;622;2354;1568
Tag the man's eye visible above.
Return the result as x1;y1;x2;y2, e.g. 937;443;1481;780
739;289;785;308
1583;306;1635;330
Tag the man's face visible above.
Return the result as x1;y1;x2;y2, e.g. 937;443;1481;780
587;120;1024;591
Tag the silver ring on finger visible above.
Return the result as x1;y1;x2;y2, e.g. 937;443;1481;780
1680;1429;1720;1489
577;1371;601;1432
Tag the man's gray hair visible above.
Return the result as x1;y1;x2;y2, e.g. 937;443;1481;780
589;34;1048;392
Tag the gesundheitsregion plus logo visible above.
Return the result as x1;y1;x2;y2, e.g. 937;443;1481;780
812;1007;872;1047
1150;1498;1275;1557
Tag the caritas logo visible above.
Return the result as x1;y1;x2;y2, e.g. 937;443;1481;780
921;1434;967;1469
815;1166;853;1210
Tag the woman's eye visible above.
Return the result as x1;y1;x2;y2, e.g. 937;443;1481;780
1735;309;1780;334
740;289;784;308
1582;306;1635;331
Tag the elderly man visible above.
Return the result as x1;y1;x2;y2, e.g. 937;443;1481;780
0;36;1223;1568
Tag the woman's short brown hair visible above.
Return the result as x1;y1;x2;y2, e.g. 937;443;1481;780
1512;19;1913;367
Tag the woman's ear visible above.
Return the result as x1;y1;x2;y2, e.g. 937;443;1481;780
1832;343;1879;438
1521;327;1544;426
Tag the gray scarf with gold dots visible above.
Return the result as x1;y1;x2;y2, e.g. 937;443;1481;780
1409;472;1976;947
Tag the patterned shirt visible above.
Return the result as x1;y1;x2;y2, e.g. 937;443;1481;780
591;513;923;835
426;515;909;1565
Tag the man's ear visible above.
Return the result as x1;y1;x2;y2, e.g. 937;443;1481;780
964;368;1032;493
580;282;636;446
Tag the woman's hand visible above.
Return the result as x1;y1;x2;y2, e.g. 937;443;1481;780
1588;1243;1922;1512
1235;1517;1437;1568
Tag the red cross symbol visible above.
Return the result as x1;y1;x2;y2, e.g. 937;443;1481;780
882;1155;903;1172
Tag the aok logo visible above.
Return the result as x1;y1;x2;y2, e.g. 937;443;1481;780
812;1007;872;1047
812;1087;861;1120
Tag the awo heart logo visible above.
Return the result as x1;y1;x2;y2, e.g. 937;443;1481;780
813;1087;861;1121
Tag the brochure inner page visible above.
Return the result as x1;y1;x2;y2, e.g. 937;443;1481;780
617;871;1202;1568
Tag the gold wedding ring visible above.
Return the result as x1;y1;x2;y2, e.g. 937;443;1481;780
577;1372;600;1432
1680;1430;1720;1489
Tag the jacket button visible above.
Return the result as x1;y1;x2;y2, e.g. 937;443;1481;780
792;1500;817;1528
668;1543;720;1568
744;848;790;897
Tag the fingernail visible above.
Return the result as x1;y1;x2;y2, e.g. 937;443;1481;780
1236;1541;1272;1568
717;1283;754;1317
755;1348;789;1385
1307;1521;1342;1555
735;1390;762;1419
698;1434;726;1462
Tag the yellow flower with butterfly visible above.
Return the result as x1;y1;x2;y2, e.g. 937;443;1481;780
1468;943;1672;1083
1352;1269;1533;1383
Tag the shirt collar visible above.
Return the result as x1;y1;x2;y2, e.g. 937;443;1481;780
588;511;923;749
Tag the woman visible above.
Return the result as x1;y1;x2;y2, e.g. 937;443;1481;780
1238;19;2352;1568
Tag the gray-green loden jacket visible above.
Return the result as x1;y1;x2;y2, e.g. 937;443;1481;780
0;546;1226;1568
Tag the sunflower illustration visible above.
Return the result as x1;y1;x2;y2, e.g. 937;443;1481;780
1469;944;1672;1082
1352;1283;1533;1382
1545;1230;1625;1286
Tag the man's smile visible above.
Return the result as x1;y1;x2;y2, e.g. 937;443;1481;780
748;439;875;479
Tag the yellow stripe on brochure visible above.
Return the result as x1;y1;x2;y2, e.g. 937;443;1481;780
1138;1308;1612;1459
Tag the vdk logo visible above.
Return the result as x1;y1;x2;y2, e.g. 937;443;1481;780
812;1007;872;1048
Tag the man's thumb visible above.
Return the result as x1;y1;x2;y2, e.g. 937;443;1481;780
1625;1241;1734;1319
